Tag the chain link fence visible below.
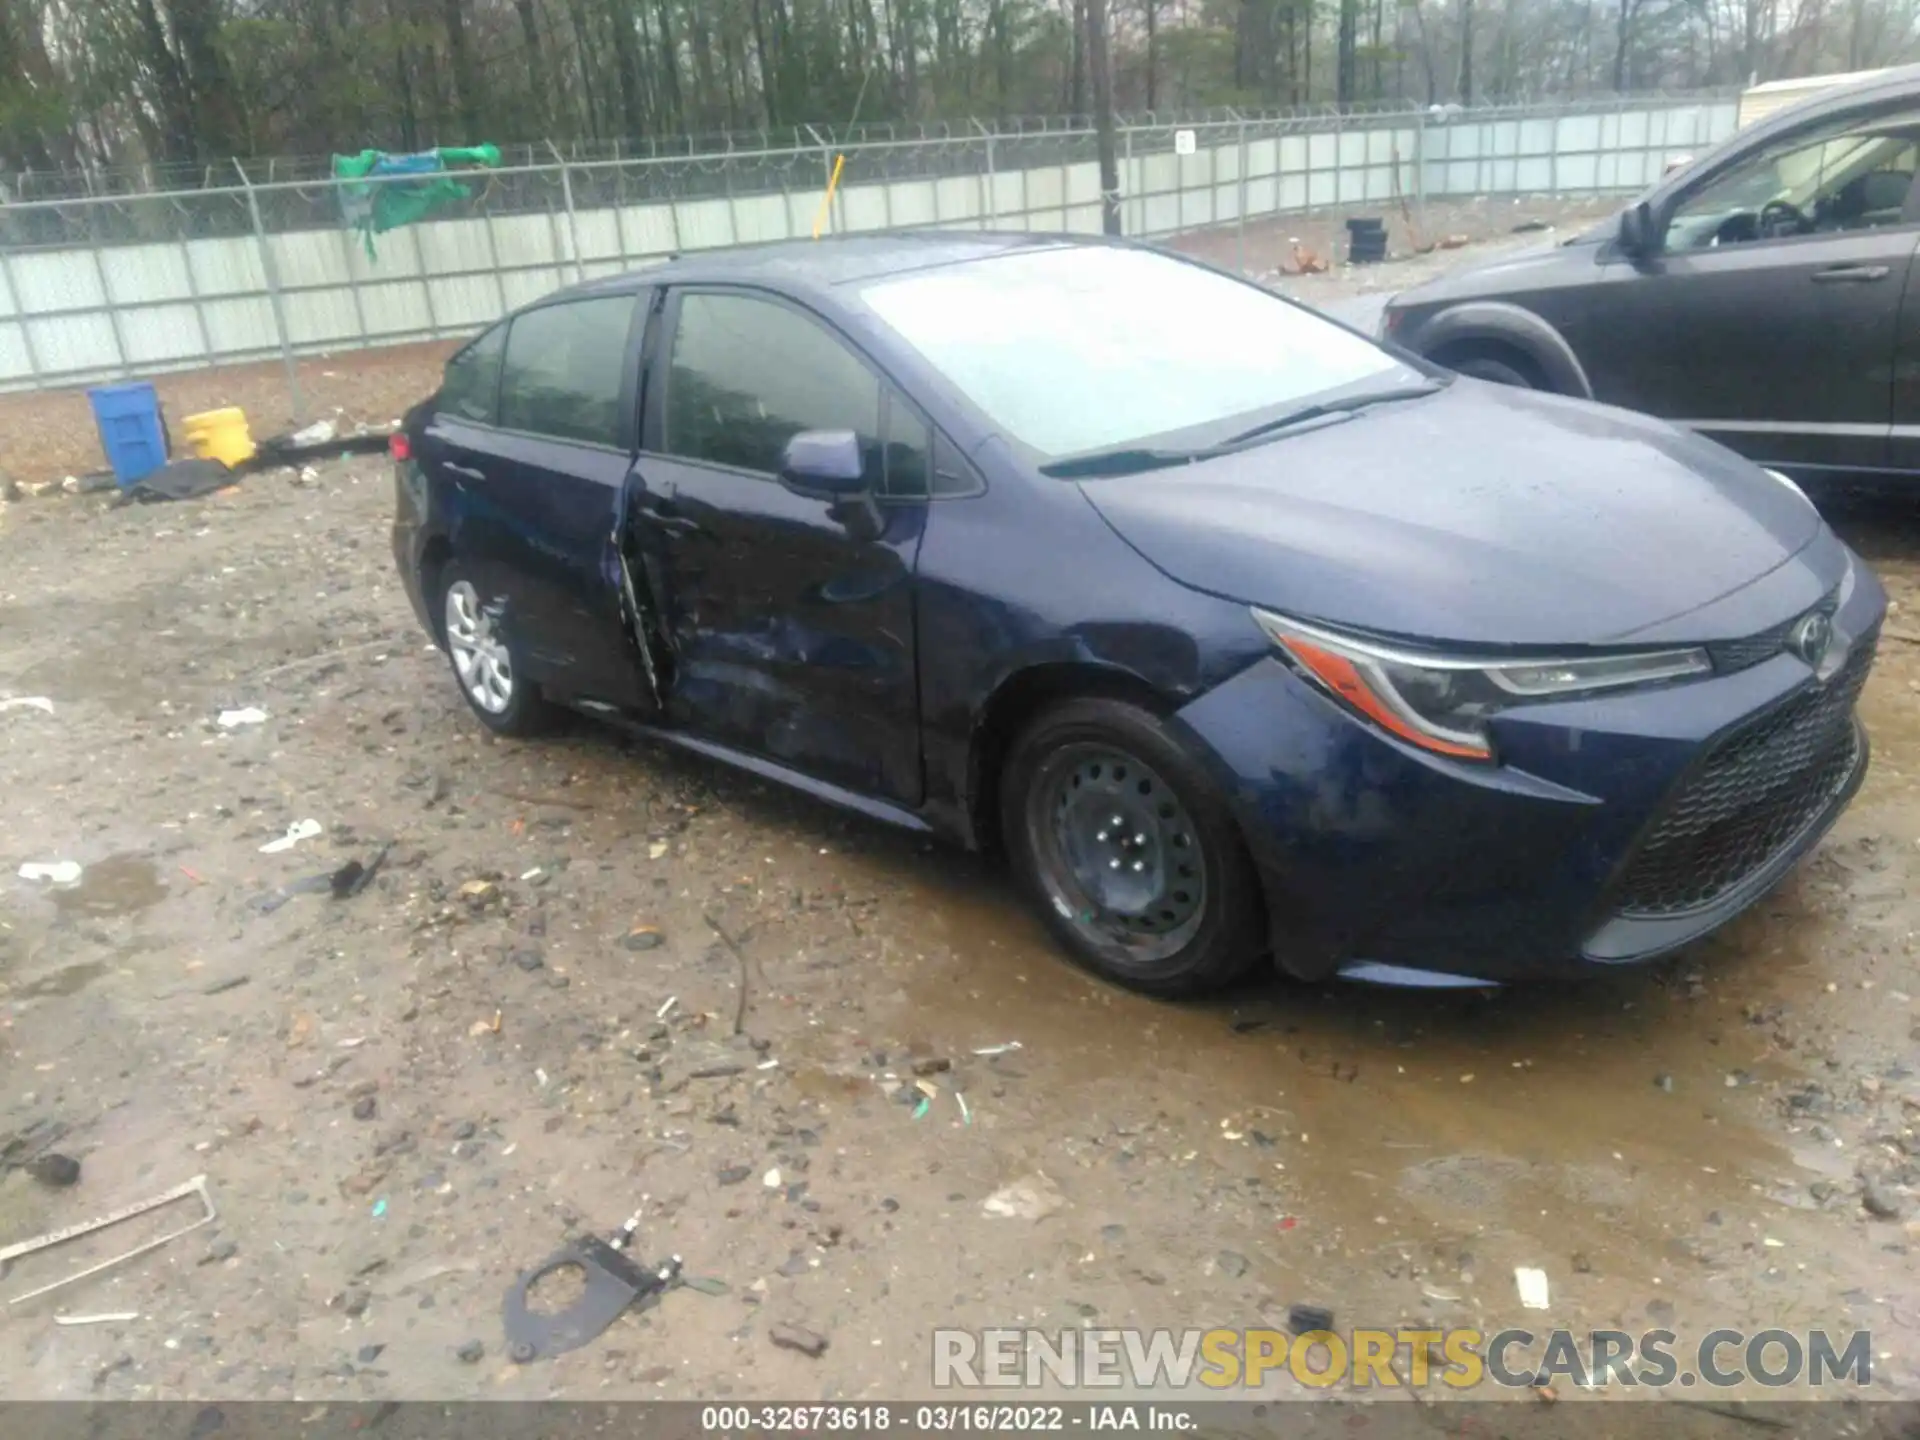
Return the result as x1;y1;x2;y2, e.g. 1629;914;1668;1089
0;94;1737;406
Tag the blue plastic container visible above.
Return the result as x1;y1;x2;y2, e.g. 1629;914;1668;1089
87;382;168;486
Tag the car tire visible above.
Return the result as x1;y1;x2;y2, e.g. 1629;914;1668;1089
999;697;1266;996
438;562;555;738
1450;353;1539;389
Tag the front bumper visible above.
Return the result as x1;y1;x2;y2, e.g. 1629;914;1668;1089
1172;557;1886;986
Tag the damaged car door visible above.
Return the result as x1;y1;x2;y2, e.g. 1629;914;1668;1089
623;287;927;806
435;290;657;711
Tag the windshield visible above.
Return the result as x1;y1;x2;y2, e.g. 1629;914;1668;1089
859;245;1415;461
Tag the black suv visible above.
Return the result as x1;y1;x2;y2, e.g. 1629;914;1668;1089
1384;63;1920;480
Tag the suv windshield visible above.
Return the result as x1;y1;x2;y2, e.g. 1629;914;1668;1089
859;245;1416;462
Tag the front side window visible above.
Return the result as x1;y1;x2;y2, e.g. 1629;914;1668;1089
858;245;1409;462
664;292;882;480
440;322;506;424
1666;110;1920;252
497;296;638;447
881;392;931;498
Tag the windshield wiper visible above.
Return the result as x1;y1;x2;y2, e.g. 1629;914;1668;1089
1040;382;1446;478
1039;447;1199;478
1202;382;1445;455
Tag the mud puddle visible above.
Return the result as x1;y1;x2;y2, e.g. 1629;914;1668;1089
45;855;168;919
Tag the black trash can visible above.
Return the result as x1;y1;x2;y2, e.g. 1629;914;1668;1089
1345;216;1387;265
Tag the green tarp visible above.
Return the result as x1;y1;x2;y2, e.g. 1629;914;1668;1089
332;145;501;259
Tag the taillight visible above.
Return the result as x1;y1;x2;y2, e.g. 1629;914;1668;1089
388;431;412;462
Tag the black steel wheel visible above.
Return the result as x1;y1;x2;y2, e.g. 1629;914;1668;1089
1001;698;1265;995
1030;744;1208;961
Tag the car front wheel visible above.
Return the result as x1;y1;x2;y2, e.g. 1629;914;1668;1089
1000;698;1266;996
440;564;554;737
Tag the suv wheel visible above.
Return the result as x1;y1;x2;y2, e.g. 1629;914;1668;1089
1444;348;1543;389
1000;698;1266;996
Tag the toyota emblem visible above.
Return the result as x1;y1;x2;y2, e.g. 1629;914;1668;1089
1787;611;1834;669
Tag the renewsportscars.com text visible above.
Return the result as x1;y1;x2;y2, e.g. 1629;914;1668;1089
931;1326;1874;1391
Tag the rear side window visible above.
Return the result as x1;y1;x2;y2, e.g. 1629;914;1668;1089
440;323;505;423
664;292;881;478
498;297;638;447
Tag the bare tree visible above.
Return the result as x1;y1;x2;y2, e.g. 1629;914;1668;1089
1086;0;1121;231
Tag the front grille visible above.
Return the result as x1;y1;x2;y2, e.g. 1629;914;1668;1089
1706;584;1840;675
1614;632;1876;917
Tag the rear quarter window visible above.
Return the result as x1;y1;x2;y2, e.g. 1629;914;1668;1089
439;323;506;424
498;296;640;448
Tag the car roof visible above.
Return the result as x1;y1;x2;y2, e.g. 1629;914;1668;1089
1641;63;1920;209
539;230;1094;306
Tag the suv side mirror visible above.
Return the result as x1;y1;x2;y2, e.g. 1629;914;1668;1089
1617;200;1657;259
780;429;867;496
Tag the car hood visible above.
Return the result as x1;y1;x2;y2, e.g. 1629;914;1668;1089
1391;231;1601;309
1076;381;1825;647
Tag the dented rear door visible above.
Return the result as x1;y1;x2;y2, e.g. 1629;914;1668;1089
472;290;657;711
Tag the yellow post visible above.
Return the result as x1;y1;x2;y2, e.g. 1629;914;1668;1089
812;154;846;239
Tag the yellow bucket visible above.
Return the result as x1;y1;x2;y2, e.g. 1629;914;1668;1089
181;407;256;469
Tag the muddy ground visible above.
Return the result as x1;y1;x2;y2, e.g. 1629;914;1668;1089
2;228;1920;1424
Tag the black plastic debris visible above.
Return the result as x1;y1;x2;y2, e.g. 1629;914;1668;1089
331;843;391;899
1287;1303;1335;1335
248;872;334;914
25;1153;81;1188
250;844;389;913
502;1214;683;1363
123;457;232;503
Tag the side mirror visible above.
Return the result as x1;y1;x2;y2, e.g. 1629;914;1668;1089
779;429;867;496
1617;200;1657;259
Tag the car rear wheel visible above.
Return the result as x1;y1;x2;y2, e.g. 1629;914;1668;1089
440;565;554;737
1000;698;1265;996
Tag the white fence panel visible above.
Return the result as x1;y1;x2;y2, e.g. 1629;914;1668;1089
0;97;1741;392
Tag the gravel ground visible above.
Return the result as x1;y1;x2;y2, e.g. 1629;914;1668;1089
1172;195;1622;315
2;231;1920;1421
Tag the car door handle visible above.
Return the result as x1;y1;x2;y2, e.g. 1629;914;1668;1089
635;489;705;538
443;462;487;481
1812;264;1891;283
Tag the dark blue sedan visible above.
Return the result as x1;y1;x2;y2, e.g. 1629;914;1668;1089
390;232;1885;993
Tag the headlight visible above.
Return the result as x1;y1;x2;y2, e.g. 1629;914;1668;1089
1252;609;1711;763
